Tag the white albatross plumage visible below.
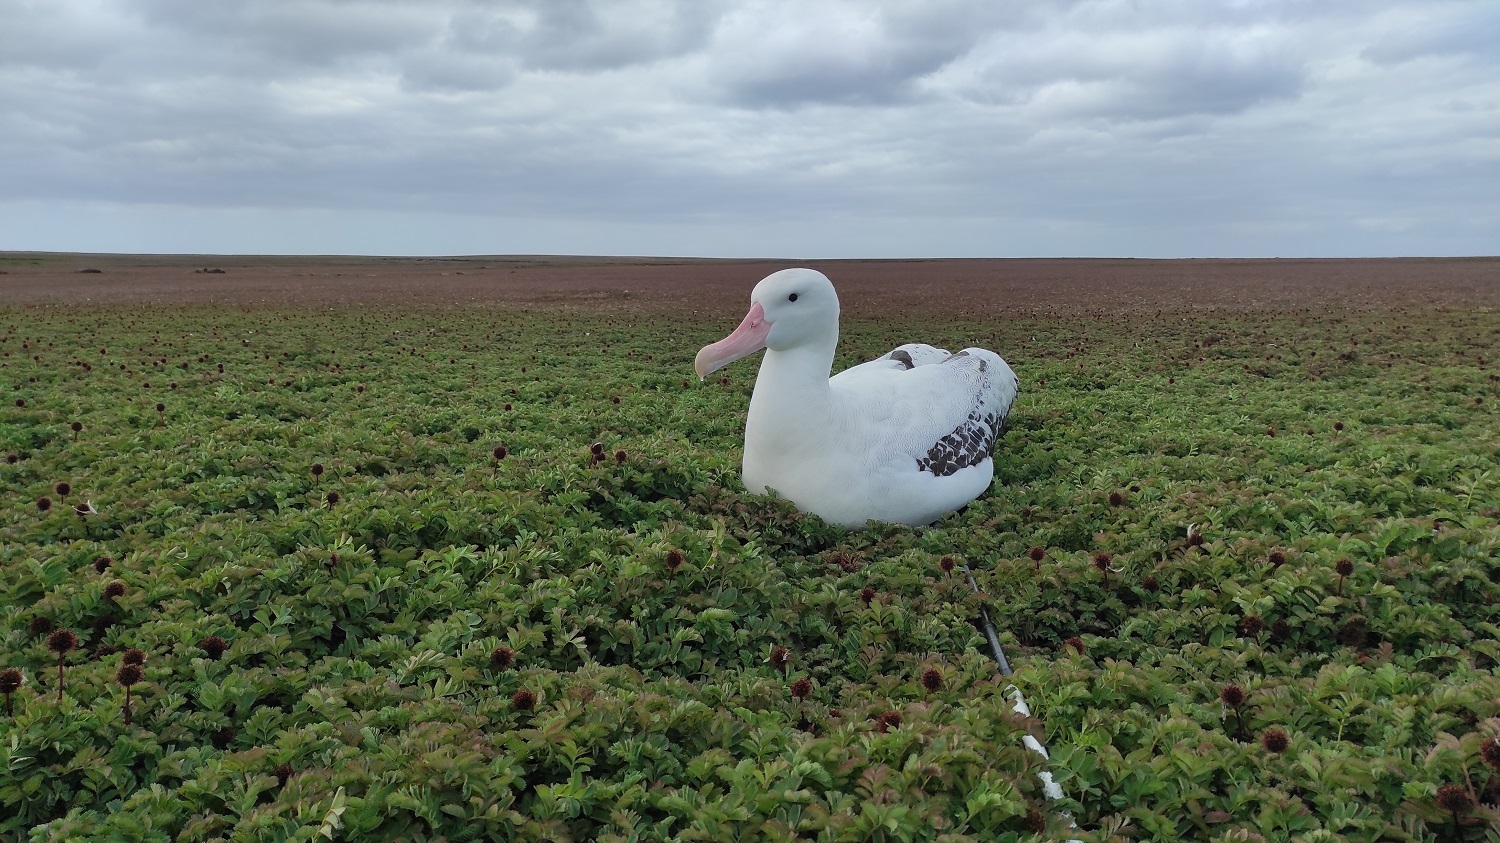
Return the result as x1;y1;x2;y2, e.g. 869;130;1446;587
694;268;1018;528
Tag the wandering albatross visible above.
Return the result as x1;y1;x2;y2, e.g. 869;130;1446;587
694;268;1018;528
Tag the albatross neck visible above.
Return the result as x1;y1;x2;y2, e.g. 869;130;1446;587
751;337;837;420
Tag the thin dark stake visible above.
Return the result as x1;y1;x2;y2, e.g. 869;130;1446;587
965;569;1012;675
962;563;1077;841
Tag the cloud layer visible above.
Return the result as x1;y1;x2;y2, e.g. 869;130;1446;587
1;0;1495;256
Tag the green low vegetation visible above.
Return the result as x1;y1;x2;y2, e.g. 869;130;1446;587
2;295;1499;841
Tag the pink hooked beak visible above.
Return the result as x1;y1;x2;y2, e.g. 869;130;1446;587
695;301;769;378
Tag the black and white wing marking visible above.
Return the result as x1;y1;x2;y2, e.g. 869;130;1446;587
883;343;952;369
830;343;951;385
829;343;1018;478
911;350;1019;478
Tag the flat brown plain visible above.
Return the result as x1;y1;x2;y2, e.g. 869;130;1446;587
2;253;1497;318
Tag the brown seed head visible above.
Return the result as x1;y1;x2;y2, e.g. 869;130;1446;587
874;710;902;733
325;491;340;506
1220;684;1245;708
122;648;146;666
770;645;792;670
116;663;143;686
790;677;812;699
36;497;52;512
1436;783;1474;815
1028;546;1046;562
1480;737;1500;770
1108;491;1124;507
103;581;126;600
1187;532;1206;547
1238;615;1265;637
859;586;876;604
28;616;54;637
1141;575;1159;592
1267;550;1286;567
1093;552;1112;570
0;668;22;694
199;635;229;660
1064;636;1086;654
310;463;324;476
1334;558;1354;577
54;482;71;496
71;421;83;432
1260;728;1289;753
488;646;515;671
590;442;605;457
939;556;956;573
614;449;627;464
93;556;113;573
273;763;293;787
920;668;943;691
511;689;536;711
492;445;508;460
829;550;861;572
47;629;79;655
665;549;684;571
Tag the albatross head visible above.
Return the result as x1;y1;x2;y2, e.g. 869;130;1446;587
695;268;840;378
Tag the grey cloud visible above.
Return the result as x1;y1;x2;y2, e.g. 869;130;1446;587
131;0;716;81
134;0;440;66
514;0;720;72
399;51;517;93
0;0;1496;258
0;0;719;94
1361;4;1500;65
946;24;1306;121
0;1;140;72
706;0;1004;107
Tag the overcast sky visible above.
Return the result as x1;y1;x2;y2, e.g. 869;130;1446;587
1;0;1496;258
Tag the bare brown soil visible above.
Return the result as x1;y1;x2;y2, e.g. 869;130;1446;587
2;252;1497;318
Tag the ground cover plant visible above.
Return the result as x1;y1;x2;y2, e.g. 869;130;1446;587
3;258;1500;841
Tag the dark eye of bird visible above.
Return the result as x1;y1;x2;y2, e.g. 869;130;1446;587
788;293;798;302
